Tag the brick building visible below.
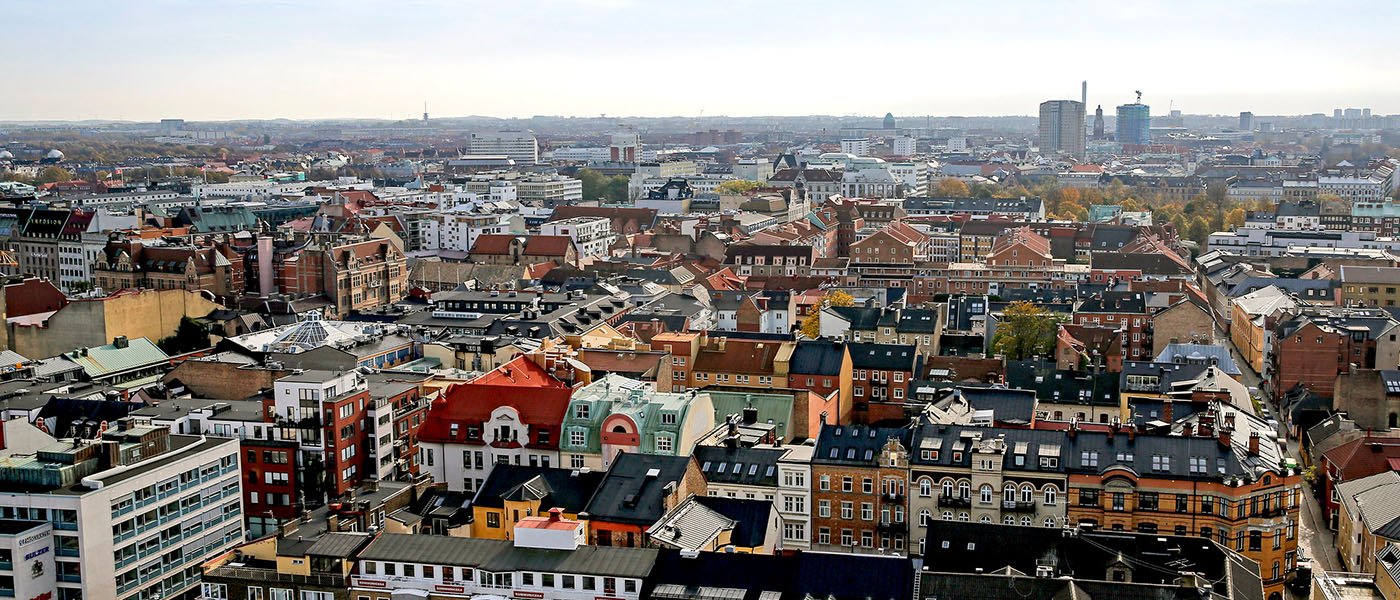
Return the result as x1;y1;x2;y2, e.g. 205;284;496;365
811;423;911;555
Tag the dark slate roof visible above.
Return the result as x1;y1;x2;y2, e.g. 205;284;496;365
1119;361;1214;395
955;386;1039;422
643;547;914;600
693;496;773;548
789;340;846;376
1090;251;1192;276
305;532;371;558
1077;291;1147;314
693;446;783;487
357;533;658;578
908;423;1067;474
846;342;917;371
919;521;1262;600
828;306;883;330
896;309;941;333
1005;360;1121;407
813;423;910;466
473;465;606;512
584;453;692;524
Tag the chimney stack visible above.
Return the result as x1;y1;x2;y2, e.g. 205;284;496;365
1218;427;1231;448
1163;398;1173;423
1247;431;1260;456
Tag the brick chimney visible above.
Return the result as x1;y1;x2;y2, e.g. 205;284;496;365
548;508;563;522
1218;427;1231;448
1223;411;1236;430
1181;423;1193;437
1247;431;1260;456
1163;398;1173;423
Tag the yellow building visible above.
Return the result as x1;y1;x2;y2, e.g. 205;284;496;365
1229;286;1298;374
469;465;605;540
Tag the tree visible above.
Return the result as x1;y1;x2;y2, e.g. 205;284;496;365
36;166;72;185
991;302;1061;361
715;180;765;195
158;317;212;355
1224;207;1246;229
935;178;970;197
798;291;856;338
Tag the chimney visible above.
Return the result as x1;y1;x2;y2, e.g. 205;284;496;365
1224;411;1236;430
548;507;562;522
742;406;758;425
1247;431;1260;456
1181;423;1193;437
113;336;128;349
1162;398;1173;423
1218;427;1231;448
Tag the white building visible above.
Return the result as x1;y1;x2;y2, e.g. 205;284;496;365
0;421;243;600
540;216;614;259
351;525;653;600
840;139;871;156
469;131;539;165
776;444;814;550
892;136;917;156
1320;165;1395;203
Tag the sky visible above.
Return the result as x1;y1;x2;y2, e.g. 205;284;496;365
7;0;1399;121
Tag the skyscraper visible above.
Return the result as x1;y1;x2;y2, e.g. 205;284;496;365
1093;105;1105;140
1115;102;1151;146
469;130;539;164
883;112;896;130
1239;111;1254;131
1038;100;1086;159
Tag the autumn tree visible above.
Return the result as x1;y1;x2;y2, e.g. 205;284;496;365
36;166;72;184
991;302;1061;360
935;178;970;197
798;291;856;338
715;180;765;195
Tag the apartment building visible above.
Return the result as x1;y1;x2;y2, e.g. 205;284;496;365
468;131;539;165
811;423;911;555
0;420;243;600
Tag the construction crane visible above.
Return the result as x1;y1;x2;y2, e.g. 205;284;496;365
1135;90;1143;104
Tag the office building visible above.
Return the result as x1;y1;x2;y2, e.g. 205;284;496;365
1240;111;1254;131
1038;100;1086;159
1115;102;1151;145
0;419;243;600
468;131;539;165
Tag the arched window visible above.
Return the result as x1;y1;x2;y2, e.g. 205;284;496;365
980;484;993;504
919;478;932;498
958;481;970;499
1044;487;1057;505
942;479;954;498
1003;483;1016;502
980;515;992;524
1021;516;1032;526
958;512;969;522
1021;484;1034;503
1003;515;1015;525
1044;517;1057;527
919;509;931;527
942;511;953;521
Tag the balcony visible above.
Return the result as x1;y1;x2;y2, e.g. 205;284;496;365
1002;500;1038;512
937;495;971;508
208;565;346;588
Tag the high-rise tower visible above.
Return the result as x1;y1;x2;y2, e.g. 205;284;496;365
1039;100;1086;159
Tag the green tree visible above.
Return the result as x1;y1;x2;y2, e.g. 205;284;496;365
991;302;1061;360
158;317;212;355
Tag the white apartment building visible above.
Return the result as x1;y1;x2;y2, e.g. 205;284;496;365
1207;226;1400;257
0;422;243;600
776;444;814;551
463;173;582;208
840;139;871;156
887;161;932;197
351;522;653;600
427;210;526;253
892;136;917;157
1320;166;1395;203
540;216;613;259
469;131;539;165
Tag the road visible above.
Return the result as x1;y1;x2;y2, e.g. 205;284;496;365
1222;337;1340;595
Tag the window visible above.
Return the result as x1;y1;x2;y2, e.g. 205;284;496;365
1081;451;1098;467
1139;492;1158;511
202;584;228;600
841;529;854;546
842;477;853;493
862;478;873;494
270;590;293;600
819;528;831;545
979;484;993;504
301;593;333;600
569;429;585;447
919;479;931;497
487;513;501;528
656;435;674;453
819;475;830;491
840;502;853;520
1044;487;1057;505
861;503;874;521
818;500;831;518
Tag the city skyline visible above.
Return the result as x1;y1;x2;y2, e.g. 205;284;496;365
8;0;1400;121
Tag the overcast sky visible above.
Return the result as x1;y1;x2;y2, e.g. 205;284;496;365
9;0;1398;121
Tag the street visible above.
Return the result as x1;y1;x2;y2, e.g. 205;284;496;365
1222;337;1340;596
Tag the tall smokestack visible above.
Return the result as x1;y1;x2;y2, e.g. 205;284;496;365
1081;81;1087;111
257;235;275;298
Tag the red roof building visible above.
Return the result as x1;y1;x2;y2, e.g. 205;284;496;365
418;355;574;493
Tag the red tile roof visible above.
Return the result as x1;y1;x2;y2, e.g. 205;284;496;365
418;356;573;447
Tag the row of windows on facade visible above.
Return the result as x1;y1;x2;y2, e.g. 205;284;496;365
357;562;639;594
